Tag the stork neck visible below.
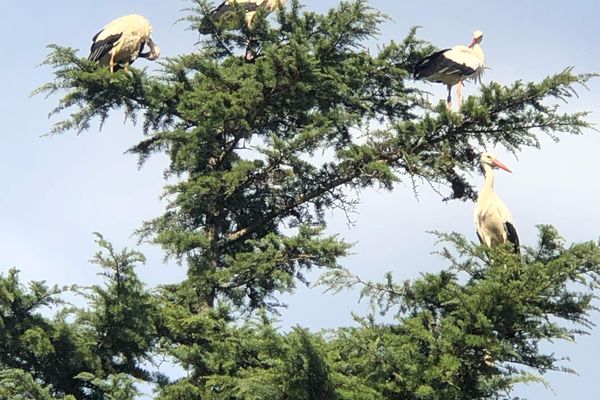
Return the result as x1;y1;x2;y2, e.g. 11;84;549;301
482;164;495;193
471;44;484;61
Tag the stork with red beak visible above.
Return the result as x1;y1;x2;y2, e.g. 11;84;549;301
474;152;520;253
414;31;485;109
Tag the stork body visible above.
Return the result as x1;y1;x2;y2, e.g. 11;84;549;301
88;14;160;73
212;0;286;28
474;153;520;253
414;31;485;109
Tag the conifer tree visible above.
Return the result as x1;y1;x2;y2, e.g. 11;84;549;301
5;0;596;398
0;235;150;399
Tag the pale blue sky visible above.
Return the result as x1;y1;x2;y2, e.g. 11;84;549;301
1;1;598;398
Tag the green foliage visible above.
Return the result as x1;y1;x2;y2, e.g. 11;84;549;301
0;268;95;398
154;315;339;400
33;45;158;134
76;234;157;381
0;369;73;400
0;370;140;400
3;226;600;399
75;373;141;400
20;0;600;399
0;236;154;399
320;225;600;399
152;226;600;399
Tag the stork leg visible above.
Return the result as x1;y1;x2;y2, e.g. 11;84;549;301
244;42;255;63
109;53;116;73
245;12;256;28
456;80;463;109
243;12;258;63
446;84;452;110
244;39;262;63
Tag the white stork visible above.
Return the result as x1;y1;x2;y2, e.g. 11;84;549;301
474;152;520;253
88;14;160;73
414;31;485;109
212;0;286;28
211;0;286;61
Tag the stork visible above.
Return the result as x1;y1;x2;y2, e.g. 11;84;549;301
212;0;286;28
414;31;485;109
474;152;520;253
210;0;286;61
88;14;160;73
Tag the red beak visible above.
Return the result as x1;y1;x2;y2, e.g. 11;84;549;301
468;38;477;48
492;158;512;173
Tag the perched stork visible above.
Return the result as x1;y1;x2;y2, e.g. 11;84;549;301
211;0;286;61
88;14;160;73
474;152;520;253
414;31;485;109
212;0;286;28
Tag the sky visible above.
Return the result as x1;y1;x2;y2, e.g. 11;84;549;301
0;0;598;398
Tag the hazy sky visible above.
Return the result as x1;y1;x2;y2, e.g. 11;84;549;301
1;1;598;398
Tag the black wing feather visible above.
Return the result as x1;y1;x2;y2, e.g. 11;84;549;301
504;222;520;254
88;32;122;62
414;49;449;78
414;48;476;80
212;1;261;19
476;231;484;245
91;29;102;43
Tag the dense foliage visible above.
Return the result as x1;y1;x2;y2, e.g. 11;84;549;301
2;0;597;398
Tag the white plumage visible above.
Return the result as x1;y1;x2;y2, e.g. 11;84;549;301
88;14;160;73
414;30;485;109
474;152;520;253
212;0;287;28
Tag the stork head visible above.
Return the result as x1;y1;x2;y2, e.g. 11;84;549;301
469;30;484;48
141;38;160;61
480;152;511;173
147;43;160;61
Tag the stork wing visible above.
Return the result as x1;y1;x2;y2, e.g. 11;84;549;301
415;45;484;83
495;195;520;254
433;47;478;75
88;31;122;61
212;0;262;20
504;222;520;254
413;48;450;79
444;46;484;76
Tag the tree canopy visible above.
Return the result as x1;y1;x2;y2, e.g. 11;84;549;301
3;0;597;398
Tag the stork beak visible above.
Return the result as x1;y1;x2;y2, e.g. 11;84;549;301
492;158;512;173
149;44;160;60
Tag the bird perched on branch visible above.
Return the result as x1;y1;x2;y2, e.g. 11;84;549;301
212;0;286;28
88;14;160;73
474;152;520;253
414;30;485;109
209;0;286;62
